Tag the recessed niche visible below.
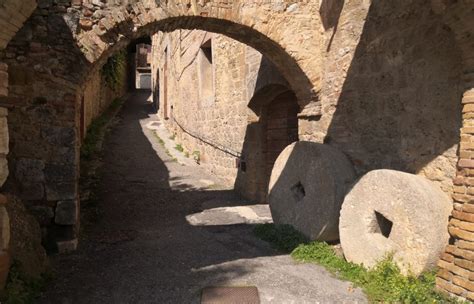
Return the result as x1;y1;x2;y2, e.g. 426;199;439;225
291;181;306;202
374;211;393;238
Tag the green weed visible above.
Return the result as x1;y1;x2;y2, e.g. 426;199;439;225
101;50;127;91
254;224;460;303
253;224;307;253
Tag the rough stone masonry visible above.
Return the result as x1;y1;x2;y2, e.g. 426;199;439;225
0;0;472;300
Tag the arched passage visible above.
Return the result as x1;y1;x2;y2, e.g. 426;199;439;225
1;0;474;302
75;1;322;108
1;1;320;249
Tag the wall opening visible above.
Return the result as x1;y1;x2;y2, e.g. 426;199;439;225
264;90;299;186
163;47;169;120
198;39;214;106
135;43;152;90
373;211;393;238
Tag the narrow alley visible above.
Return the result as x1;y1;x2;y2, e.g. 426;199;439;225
38;92;366;303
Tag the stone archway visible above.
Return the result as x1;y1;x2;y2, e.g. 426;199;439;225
1;0;322;251
75;1;322;109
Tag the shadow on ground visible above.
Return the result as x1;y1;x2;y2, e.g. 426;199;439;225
39;92;365;304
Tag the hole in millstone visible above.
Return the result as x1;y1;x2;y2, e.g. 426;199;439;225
291;181;306;202
374;211;393;238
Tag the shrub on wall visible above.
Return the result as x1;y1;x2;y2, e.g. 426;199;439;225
101;50;127;91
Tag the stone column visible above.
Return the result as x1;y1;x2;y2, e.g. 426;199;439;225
436;87;474;301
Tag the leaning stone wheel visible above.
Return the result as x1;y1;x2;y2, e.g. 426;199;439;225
339;169;452;275
268;141;356;241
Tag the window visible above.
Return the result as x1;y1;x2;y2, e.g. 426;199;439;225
198;39;214;106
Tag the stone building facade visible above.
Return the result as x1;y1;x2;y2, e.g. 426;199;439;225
0;0;472;300
152;2;462;201
151;30;292;201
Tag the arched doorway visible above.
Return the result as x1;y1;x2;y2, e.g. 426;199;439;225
263;90;299;198
263;91;299;193
235;85;299;203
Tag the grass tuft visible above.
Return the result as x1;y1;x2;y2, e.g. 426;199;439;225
253;223;307;253
254;223;461;303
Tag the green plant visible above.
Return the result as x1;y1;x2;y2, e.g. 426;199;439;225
101;50;127;91
184;151;190;158
254;224;307;253
154;132;165;146
2;261;52;304
175;144;184;152
192;150;201;164
81;98;124;161
254;224;460;303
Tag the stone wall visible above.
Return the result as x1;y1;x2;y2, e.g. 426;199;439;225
151;30;289;201
310;1;462;195
0;0;40;288
0;0;473;300
82;64;128;138
0;0;37;189
148;3;472;299
0;0;128;251
0;64;8;187
152;2;462;199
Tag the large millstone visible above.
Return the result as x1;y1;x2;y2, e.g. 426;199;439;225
339;169;452;275
268;142;356;241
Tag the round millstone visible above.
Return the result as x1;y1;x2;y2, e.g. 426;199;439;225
339;169;452;275
268;141;356;241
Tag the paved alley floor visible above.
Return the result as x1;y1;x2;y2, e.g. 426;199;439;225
39;92;367;304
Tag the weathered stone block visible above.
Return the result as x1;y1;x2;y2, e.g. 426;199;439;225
46;182;76;201
29;206;54;226
14;158;45;183
44;163;76;183
41;126;75;147
268;141;356;241
0;158;7;187
55;200;78;225
339;170;452;276
56;238;78;253
19;182;45;201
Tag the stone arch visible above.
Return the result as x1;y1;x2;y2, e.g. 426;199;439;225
75;1;322;110
0;0;37;49
1;0;322;250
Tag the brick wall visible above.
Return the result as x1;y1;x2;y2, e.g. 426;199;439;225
0;0;473;300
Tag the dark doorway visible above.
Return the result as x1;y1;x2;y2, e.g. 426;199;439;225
264;90;299;185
